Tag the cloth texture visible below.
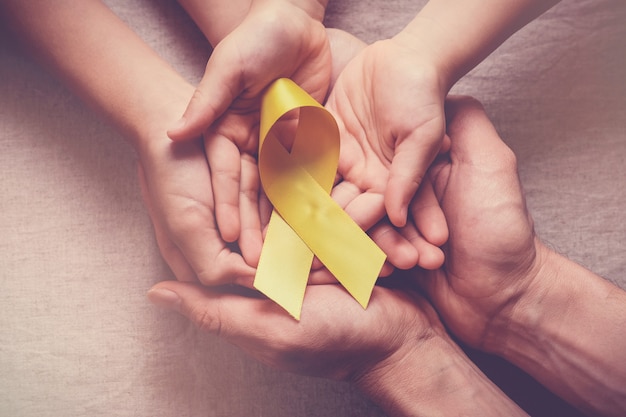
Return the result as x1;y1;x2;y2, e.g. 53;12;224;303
1;0;624;416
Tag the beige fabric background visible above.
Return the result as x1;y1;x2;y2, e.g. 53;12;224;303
1;0;625;416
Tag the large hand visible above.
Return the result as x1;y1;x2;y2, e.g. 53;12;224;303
422;96;541;350
147;273;442;381
147;272;529;416
326;38;448;267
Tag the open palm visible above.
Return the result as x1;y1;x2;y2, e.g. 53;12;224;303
326;39;448;267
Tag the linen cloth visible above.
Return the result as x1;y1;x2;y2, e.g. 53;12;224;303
1;0;624;416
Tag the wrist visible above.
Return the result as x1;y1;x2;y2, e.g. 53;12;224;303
128;79;195;151
392;17;460;93
487;242;558;354
283;0;328;22
355;331;526;417
253;0;327;22
475;238;555;355
491;242;626;415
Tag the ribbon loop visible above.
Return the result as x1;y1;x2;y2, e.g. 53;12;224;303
253;78;386;319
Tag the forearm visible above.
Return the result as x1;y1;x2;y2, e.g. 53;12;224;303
176;0;252;46
269;0;328;22
1;0;193;147
394;0;560;91
178;0;327;47
356;333;528;417
495;242;626;416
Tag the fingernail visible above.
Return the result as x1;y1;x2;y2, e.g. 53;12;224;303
400;207;408;225
147;288;181;311
168;117;187;135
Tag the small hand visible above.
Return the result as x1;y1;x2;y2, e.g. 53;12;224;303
202;111;269;266
168;1;331;140
326;38;448;266
330;176;446;273
167;1;331;246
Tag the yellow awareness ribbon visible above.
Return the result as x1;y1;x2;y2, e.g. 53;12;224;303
253;78;386;320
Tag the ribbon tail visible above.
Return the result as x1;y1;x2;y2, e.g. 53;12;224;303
266;168;387;309
254;211;314;320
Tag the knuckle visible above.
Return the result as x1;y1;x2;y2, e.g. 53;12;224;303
196;268;227;287
196;251;243;286
190;87;208;104
190;305;222;336
498;145;519;172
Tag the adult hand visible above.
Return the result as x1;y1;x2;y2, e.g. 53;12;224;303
147;274;442;380
424;97;626;417
136;124;258;286
147;271;528;416
422;96;541;350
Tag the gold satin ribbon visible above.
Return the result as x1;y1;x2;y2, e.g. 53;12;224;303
253;78;386;320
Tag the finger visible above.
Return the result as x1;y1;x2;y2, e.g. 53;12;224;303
205;131;242;243
379;262;396;277
331;182;386;232
368;221;418;270
308;267;339;284
238;153;264;267
140;139;256;286
169;212;256;286
149;280;379;340
400;221;445;270
148;279;355;374
439;133;451;154
385;125;443;228
159;179;256;286
410;179;448;247
311;256;324;270
167;45;244;141
147;281;282;342
137;162;198;282
329;180;360;209
259;191;273;231
345;192;386;232
445;96;511;165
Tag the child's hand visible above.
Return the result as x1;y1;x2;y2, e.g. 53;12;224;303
200;111;267;265
167;0;331;140
326;38;449;250
329;172;446;275
167;0;331;245
148;272;445;383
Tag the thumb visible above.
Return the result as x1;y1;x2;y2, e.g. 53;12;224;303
385;123;443;228
444;96;511;165
167;47;244;141
147;281;270;336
